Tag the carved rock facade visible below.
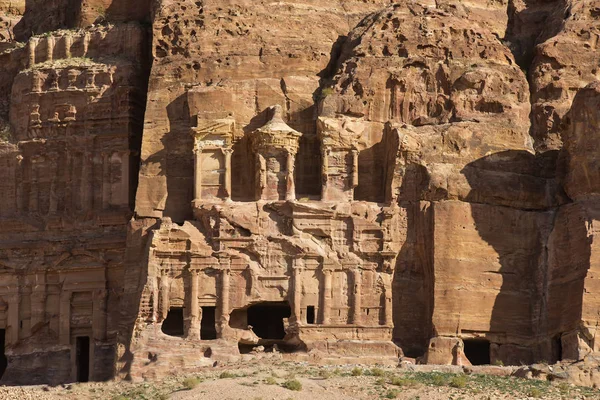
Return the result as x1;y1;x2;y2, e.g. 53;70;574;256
1;0;600;386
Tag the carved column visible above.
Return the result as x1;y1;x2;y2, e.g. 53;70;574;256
160;270;170;320
120;151;131;206
351;149;359;189
64;34;72;58
321;147;330;200
30;280;46;332
193;144;203;202
28;38;37;67
384;285;393;326
218;267;230;337
292;258;304;324
286;151;296;201
83;32;91;57
92;289;107;342
351;268;362;325
224;148;233;200
29;158;39;212
102;152;111;209
7;295;19;346
321;269;332;324
46;36;54;63
49;155;58;214
59;290;71;345
188;269;200;339
256;153;267;200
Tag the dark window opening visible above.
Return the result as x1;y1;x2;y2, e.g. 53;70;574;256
201;306;217;340
463;339;491;366
306;306;315;324
247;302;291;340
162;307;184;337
76;336;90;383
0;329;6;380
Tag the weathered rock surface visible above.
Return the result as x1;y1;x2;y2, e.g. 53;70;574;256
1;0;600;388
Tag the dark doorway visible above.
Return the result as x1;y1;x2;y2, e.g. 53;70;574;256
554;334;563;362
162;307;184;337
306;306;315;324
247;302;291;340
201;306;217;340
463;339;491;365
75;336;90;382
0;329;6;380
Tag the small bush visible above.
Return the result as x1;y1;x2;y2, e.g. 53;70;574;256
319;369;332;379
369;367;386;377
494;359;504;366
431;374;447;386
182;376;202;390
264;376;277;385
219;371;236;379
527;388;543;398
449;375;467;389
282;379;302;391
384;389;399;399
320;87;334;99
390;376;417;387
351;367;363;376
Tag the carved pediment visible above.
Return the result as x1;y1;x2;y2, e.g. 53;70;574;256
51;250;105;269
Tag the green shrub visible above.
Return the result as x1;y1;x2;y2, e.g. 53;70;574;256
527;388;543;398
319;369;332;379
449;375;467;389
369;367;386;377
282;379;302;391
320;87;334;99
351;367;363;376
390;376;417;387
264;376;277;385
494;359;504;366
384;389;399;399
431;374;447;386
182;376;202;390
219;371;236;379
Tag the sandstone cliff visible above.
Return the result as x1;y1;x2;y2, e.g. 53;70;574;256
1;0;600;387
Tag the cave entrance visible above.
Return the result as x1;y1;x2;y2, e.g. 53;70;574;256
247;302;291;340
162;307;184;337
201;306;217;340
75;336;90;383
0;329;6;380
463;339;491;365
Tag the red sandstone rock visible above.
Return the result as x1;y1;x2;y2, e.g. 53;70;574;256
1;0;600;388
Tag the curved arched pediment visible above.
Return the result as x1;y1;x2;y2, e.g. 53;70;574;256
51;250;105;269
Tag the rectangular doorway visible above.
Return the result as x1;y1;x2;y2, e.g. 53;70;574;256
201;306;217;340
76;336;90;382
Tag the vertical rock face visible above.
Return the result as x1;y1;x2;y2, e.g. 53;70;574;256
1;0;600;385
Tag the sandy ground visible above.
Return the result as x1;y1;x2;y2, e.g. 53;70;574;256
2;360;600;400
